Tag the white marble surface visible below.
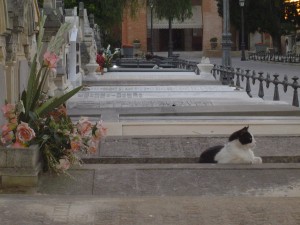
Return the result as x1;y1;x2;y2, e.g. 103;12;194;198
67;84;267;109
83;71;215;81
87;85;236;92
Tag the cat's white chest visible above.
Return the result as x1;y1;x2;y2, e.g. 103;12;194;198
215;141;261;164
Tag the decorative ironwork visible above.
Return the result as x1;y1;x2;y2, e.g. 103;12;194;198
249;52;300;63
212;65;300;107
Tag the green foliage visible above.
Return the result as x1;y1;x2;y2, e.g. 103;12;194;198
19;14;82;123
215;0;299;51
210;37;218;42
215;0;298;35
64;0;142;47
150;0;193;21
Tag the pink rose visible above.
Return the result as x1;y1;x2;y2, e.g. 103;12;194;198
15;122;36;144
1;124;12;135
92;121;107;141
43;51;59;71
1;131;14;144
87;140;98;154
1;103;15;115
77;117;92;137
70;140;81;152
56;157;70;171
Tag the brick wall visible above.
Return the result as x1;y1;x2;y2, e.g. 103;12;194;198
202;0;222;51
122;1;147;52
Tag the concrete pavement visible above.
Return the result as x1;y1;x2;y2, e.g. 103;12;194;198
1;163;300;224
1;195;300;225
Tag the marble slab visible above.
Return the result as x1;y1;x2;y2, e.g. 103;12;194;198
87;85;235;92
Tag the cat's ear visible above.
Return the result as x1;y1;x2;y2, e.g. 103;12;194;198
243;125;249;131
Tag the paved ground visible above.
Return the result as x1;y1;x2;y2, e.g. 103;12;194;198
1;195;300;225
1;163;300;224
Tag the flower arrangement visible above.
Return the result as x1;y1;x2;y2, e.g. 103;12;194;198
96;50;105;69
1;102;107;173
0;14;107;174
103;45;120;68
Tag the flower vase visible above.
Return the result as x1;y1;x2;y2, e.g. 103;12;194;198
0;144;41;187
104;67;108;73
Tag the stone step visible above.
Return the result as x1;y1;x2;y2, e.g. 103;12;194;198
38;163;300;197
80;136;300;164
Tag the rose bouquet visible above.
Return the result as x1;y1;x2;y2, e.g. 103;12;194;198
0;102;107;173
0;14;107;174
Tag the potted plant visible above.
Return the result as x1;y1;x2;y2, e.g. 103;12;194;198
133;39;141;48
210;37;218;50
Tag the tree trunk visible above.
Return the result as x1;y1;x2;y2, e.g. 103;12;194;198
168;18;173;57
271;33;282;54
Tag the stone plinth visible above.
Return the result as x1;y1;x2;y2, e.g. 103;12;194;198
197;63;214;77
85;63;99;78
0;145;41;187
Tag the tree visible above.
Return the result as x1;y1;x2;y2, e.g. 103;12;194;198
215;0;299;53
64;0;141;47
149;0;193;57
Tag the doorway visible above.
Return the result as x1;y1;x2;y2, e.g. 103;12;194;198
159;29;184;51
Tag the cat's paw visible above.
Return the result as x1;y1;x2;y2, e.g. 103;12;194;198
253;157;262;164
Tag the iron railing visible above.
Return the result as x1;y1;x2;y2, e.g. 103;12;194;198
248;52;300;63
212;65;299;107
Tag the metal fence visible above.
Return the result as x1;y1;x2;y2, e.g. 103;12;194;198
212;65;299;107
168;58;299;108
248;52;300;63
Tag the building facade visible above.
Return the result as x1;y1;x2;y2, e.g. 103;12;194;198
122;0;223;53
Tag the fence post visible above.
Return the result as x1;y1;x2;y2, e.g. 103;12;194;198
245;69;252;97
252;70;256;85
258;72;264;99
212;65;217;79
292;76;299;107
273;74;280;101
236;68;241;87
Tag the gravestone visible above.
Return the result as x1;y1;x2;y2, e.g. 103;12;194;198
65;7;82;88
79;2;99;76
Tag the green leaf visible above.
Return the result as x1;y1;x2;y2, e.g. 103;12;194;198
25;55;37;107
35;86;82;117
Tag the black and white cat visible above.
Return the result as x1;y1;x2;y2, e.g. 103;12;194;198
199;126;262;164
